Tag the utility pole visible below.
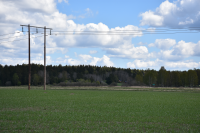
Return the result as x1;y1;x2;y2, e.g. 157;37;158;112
28;24;31;90
44;26;46;90
20;25;52;90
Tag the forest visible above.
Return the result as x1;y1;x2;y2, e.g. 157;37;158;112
0;64;199;87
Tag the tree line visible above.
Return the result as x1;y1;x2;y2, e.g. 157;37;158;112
0;64;199;87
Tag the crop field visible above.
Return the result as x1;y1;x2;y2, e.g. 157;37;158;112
0;86;200;132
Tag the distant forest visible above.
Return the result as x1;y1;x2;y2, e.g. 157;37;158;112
0;64;199;87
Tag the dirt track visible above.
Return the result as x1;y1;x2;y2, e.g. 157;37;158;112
1;86;200;92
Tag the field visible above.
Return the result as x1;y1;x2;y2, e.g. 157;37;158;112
0;86;200;132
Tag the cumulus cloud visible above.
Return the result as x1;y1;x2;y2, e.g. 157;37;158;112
90;55;114;67
172;40;200;56
127;59;158;69
65;55;70;58
0;0;74;35
56;23;143;48
158;50;184;61
1;0;199;70
67;58;80;65
105;44;154;59
150;40;200;61
148;39;176;50
0;56;53;66
140;0;200;28
55;55;114;67
127;59;200;70
70;54;114;66
0;0;143;48
140;11;164;26
79;54;92;62
0;0;144;66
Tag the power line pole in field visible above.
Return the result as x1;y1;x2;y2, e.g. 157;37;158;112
20;24;52;90
44;26;46;91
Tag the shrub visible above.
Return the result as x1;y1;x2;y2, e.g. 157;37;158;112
17;81;21;86
109;82;117;86
96;81;100;85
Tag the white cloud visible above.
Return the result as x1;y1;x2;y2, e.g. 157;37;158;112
105;44;154;59
179;18;194;25
127;59;158;68
63;55;114;67
148;39;200;61
65;55;70;58
140;0;200;27
172;40;200;56
156;0;177;16
140;11;164;26
158;49;183;61
1;0;199;70
145;39;200;62
77;8;94;19
89;50;98;54
52;22;143;49
127;59;200;70
0;0;75;35
0;56;53;66
148;43;155;47
148;39;176;50
85;8;93;16
68;58;80;65
0;0;144;66
79;54;92;62
53;54;114;67
90;55;114;67
166;61;200;69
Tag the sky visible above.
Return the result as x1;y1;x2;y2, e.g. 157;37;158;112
0;0;200;71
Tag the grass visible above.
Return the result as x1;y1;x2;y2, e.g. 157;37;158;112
0;86;200;132
117;83;123;86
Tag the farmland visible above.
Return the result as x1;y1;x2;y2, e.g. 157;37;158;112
0;86;200;132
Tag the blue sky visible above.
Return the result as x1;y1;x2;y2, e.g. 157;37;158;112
0;0;200;70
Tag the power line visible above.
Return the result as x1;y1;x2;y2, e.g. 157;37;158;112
0;30;45;37
1;27;200;36
1;28;199;44
51;31;199;36
1;27;198;37
50;28;200;35
51;27;200;32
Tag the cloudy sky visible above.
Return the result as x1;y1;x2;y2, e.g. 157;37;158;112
0;0;200;70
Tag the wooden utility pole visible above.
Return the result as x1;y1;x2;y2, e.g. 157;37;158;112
44;26;46;90
20;24;52;90
28;24;31;90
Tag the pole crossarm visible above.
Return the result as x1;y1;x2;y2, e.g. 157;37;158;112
20;25;52;30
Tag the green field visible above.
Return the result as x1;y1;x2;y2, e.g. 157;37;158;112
0;87;200;132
